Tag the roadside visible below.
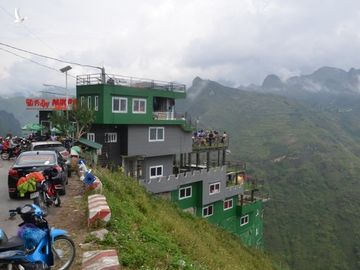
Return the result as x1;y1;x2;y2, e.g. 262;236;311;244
46;176;89;269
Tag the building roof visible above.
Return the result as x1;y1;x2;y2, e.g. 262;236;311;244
78;138;102;150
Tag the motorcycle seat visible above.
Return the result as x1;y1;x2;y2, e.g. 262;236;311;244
0;236;24;252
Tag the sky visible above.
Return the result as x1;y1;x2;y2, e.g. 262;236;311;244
1;0;360;96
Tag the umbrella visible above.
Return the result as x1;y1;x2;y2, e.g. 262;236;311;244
71;146;81;155
50;127;62;134
21;123;43;132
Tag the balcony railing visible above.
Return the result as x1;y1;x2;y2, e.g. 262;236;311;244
76;73;186;93
153;112;186;121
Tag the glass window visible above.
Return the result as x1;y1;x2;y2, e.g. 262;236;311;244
224;199;233;210
94;96;99;111
149;127;165;142
209;182;220;195
149;165;163;178
133;98;146;113
87;133;95;142
105;132;117;143
202;205;214;217
87;96;91;109
179;186;192;200
240;215;249;226
112;97;127;113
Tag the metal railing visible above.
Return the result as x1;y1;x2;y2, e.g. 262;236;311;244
76;73;186;93
153;112;186;121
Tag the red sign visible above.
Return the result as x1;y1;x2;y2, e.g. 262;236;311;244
25;98;77;110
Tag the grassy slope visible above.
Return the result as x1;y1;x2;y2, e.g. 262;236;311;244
182;80;360;269
94;169;277;270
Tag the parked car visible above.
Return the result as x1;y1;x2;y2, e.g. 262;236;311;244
30;141;71;177
8;150;68;199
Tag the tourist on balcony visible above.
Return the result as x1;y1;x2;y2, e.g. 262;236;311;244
221;132;227;144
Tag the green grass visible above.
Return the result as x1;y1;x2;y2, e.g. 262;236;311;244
92;168;277;270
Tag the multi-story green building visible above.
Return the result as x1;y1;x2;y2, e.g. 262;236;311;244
76;72;264;249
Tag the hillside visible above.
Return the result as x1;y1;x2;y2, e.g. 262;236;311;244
180;78;360;270
91;169;277;270
0;110;22;136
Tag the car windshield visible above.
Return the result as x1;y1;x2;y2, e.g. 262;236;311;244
16;154;56;166
33;145;66;152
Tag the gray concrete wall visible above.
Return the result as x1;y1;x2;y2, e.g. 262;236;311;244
128;125;192;157
143;155;174;180
139;166;244;204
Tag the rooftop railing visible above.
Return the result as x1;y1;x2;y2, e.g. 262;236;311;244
76;73;186;93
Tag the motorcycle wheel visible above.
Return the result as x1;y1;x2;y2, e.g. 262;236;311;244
33;192;48;217
1;152;9;160
52;235;76;270
54;194;61;207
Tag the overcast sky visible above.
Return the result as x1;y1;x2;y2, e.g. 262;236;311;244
1;0;360;96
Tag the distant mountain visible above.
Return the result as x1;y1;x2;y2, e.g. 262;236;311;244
245;66;360;95
0;110;22;136
179;77;360;270
0;96;37;126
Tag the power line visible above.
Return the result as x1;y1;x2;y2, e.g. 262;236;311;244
0;41;101;70
0;46;76;78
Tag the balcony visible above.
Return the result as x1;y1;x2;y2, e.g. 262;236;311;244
76;73;186;93
192;132;229;151
153;112;185;121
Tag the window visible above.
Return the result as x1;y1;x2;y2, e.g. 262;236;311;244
87;133;95;142
133;98;146;113
149;127;165;142
150;165;163;178
94;96;99;111
87;96;91;109
240;215;249;226
224;199;233;210
179;186;192;200
112;97;127;113
209;182;220;195
105;132;117;143
202;205;214;217
80;96;85;107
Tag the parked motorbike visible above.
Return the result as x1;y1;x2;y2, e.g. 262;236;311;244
1;144;21;160
30;168;61;217
0;204;75;269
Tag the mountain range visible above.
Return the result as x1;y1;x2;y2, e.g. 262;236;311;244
3;66;360;269
180;67;360;270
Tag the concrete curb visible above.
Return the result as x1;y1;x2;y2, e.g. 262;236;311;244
82;249;120;269
88;194;111;226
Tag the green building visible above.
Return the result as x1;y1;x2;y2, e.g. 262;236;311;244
76;72;265;248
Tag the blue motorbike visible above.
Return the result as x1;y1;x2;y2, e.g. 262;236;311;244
0;204;75;269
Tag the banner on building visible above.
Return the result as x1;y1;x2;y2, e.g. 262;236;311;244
25;98;77;110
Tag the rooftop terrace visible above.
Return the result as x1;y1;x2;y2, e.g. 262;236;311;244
76;73;186;93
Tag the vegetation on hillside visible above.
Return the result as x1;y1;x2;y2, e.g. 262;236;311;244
92;168;277;270
0;110;22;136
180;78;360;270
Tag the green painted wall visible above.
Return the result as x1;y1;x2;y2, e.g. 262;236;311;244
171;182;203;210
171;188;264;249
77;84;186;125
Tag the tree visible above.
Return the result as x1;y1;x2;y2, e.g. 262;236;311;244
70;102;95;139
49;101;95;140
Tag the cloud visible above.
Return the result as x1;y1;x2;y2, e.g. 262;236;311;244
1;0;360;94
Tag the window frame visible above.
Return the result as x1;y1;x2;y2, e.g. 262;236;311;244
202;205;214;217
80;96;85;107
209;182;221;195
179;186;192;200
240;214;249;226
112;97;128;113
87;133;95;142
87;96;91;109
148;127;165;142
104;132;117;143
224;198;233;210
132;98;147;114
149;165;163;178
94;96;99;111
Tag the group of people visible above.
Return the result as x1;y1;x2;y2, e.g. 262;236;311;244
192;129;228;147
